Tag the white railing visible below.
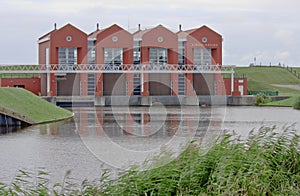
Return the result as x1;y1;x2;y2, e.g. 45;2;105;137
0;64;234;74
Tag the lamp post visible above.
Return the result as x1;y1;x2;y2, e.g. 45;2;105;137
254;57;256;66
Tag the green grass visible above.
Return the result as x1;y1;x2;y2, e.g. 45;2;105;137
234;66;300;96
0;127;299;195
263;97;294;107
293;96;300;109
290;67;300;73
0;87;73;123
0;65;39;78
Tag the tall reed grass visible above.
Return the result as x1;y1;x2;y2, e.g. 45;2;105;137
0;126;299;195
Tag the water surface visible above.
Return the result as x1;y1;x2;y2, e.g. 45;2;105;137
0;106;299;183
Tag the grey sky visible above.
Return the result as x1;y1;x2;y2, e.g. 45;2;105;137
0;0;299;66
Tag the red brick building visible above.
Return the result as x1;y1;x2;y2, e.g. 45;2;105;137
0;23;246;97
38;24;88;96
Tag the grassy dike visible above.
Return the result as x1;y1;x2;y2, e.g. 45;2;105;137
0;87;73;124
231;66;300;108
234;66;300;96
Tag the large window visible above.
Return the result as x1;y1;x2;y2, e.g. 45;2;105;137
104;48;123;65
149;48;168;65
178;41;185;65
193;48;211;65
133;73;141;95
133;41;141;64
87;73;95;96
88;40;96;64
58;48;77;65
178;74;185;95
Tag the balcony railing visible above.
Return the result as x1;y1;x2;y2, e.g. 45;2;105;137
0;64;235;74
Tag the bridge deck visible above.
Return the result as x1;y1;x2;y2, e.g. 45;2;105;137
0;64;234;74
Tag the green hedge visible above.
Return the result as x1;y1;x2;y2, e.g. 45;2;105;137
293;96;300;109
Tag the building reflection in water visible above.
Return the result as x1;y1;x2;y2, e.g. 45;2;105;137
36;106;224;169
36;106;224;144
74;106;223;140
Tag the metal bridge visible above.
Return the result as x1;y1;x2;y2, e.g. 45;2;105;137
0;64;236;95
0;64;235;74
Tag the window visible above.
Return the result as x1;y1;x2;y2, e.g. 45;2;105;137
178;41;185;65
104;48;123;65
45;48;49;65
193;48;211;65
87;74;95;96
133;73;141;95
178;74;185;95
149;48;168;65
88;40;96;64
58;48;77;65
133;41;141;64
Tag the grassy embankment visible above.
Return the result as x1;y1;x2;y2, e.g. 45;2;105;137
233;66;300;107
234;66;300;96
0;87;73;124
0;127;299;195
0;65;39;78
293;67;300;73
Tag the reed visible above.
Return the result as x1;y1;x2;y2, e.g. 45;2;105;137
0;126;299;195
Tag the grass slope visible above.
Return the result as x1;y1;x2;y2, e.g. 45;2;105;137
234;66;300;96
292;67;300;72
0;87;73;123
263;97;294;107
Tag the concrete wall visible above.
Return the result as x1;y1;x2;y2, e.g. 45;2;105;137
44;95;259;107
227;96;255;106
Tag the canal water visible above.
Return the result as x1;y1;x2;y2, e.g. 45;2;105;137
0;106;299;184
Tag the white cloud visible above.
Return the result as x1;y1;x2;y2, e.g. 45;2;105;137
274;30;294;46
276;51;291;61
0;0;300;65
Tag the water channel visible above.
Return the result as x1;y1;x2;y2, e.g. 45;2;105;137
0;106;299;184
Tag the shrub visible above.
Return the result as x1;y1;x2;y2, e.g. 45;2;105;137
255;94;272;106
293;96;300;109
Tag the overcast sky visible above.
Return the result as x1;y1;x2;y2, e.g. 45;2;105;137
0;0;299;66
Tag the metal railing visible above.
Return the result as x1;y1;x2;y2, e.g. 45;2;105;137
0;64;235;74
248;90;279;96
283;66;300;79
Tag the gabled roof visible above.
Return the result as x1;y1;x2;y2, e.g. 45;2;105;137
38;23;86;41
38;29;56;40
88;24;129;39
88;29;104;39
55;23;86;35
176;29;189;39
184;25;221;37
133;27;153;38
133;24;175;39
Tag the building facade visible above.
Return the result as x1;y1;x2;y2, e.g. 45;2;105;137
36;23;242;97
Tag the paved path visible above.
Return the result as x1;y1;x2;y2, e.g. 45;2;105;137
272;84;300;90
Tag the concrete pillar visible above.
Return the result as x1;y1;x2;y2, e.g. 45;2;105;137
231;71;234;95
126;73;134;96
95;73;103;96
80;73;88;96
46;65;50;96
171;73;178;96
